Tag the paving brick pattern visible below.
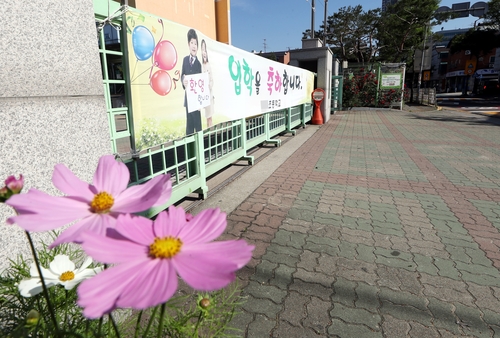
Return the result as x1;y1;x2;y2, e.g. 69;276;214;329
224;110;500;337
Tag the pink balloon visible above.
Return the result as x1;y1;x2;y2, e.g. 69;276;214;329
150;70;172;96
153;40;177;71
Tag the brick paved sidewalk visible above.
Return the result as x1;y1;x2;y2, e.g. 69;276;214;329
223;109;500;337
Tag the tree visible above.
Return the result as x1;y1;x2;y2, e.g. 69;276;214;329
302;5;381;64
484;0;500;29
448;28;500;58
377;0;440;63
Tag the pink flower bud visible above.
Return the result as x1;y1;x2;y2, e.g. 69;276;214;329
0;187;9;202
0;174;24;203
5;175;24;194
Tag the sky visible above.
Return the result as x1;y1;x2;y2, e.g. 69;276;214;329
230;0;482;53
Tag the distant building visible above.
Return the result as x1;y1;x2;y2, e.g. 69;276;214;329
256;51;291;64
429;28;499;93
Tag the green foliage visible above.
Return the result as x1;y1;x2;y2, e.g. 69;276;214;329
123;285;245;338
0;236;109;338
377;0;440;63
484;0;500;29
449;28;500;58
136;118;184;149
302;0;451;65
307;5;381;64
342;70;407;109
378;88;409;107
343;71;379;108
0;235;246;338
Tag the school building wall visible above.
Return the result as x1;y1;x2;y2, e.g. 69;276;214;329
0;0;227;272
0;0;111;269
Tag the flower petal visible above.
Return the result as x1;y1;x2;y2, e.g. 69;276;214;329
92;155;129;195
173;240;253;290
75;256;94;273
78;260;145;318
178;208;227;244
49;213;116;248
52;164;95;199
80;227;148;264
64;267;101;290
183;240;255;269
117;260;177;310
153;206;186;238
19;278;58;297
152;176;172;207
173;256;236;291
113;175;172;213
29;263;58;280
6;189;90;231
173;256;235;291
114;214;155;246
49;255;75;275
77;259;176;318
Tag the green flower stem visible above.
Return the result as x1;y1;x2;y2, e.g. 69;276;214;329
133;311;143;338
64;290;69;327
25;231;60;336
157;303;166;338
109;313;121;338
97;316;103;336
142;306;158;337
107;314;111;336
193;310;204;338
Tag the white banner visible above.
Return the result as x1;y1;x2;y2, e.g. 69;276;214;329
125;10;315;148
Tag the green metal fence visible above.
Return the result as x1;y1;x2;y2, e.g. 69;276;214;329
124;104;313;218
94;3;314;217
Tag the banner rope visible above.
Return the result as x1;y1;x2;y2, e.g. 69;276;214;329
96;3;129;33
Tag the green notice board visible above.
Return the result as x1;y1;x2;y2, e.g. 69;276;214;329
380;74;402;89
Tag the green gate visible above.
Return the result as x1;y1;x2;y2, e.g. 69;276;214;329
331;75;343;112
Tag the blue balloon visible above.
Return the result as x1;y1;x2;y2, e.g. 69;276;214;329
132;26;155;61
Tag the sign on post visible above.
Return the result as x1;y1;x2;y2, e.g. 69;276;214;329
464;59;477;76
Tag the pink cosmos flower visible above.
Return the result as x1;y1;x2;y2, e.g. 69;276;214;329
6;155;172;247
0;174;24;202
5;174;24;194
77;206;254;318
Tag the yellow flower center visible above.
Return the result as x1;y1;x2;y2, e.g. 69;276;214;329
59;271;75;282
90;192;114;213
149;237;183;259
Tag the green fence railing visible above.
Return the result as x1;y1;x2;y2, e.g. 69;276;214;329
94;3;314;217
122;104;313;217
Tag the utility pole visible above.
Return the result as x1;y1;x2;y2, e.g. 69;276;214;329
417;23;428;104
311;0;315;38
323;0;328;46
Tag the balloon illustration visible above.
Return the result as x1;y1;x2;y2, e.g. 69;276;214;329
153;40;177;71
150;70;172;96
132;26;155;61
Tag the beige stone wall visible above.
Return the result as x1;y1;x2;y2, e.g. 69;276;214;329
0;0;111;272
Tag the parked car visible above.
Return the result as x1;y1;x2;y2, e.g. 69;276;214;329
478;80;500;96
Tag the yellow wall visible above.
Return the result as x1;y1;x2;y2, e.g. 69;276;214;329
215;0;231;44
133;0;218;41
